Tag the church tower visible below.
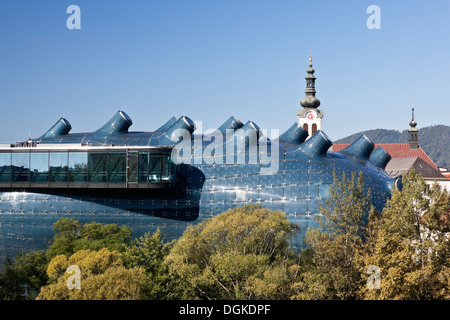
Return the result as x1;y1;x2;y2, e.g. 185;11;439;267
297;54;323;138
408;105;419;150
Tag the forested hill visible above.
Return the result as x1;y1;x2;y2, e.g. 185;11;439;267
334;125;450;168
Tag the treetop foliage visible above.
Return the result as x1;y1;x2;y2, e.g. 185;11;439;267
1;170;449;300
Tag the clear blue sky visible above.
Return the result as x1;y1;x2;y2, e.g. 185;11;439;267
0;0;449;143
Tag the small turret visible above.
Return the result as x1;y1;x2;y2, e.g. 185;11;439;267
300;54;321;109
408;105;419;150
297;53;324;138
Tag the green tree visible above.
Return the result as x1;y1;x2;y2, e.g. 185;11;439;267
0;251;48;300
46;218;132;260
0;218;134;300
46;218;82;259
122;230;184;299
294;171;373;300
362;169;450;299
165;204;301;300
37;248;147;300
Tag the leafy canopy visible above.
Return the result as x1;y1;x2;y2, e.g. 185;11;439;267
165;204;301;300
37;248;146;300
46;218;133;260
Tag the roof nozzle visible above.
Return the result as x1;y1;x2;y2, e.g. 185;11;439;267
39;117;72;140
279;123;308;145
227;120;262;148
299;130;332;156
161;116;196;144
155;116;178;132
369;146;392;170
96;110;132;135
217;116;244;135
340;135;375;160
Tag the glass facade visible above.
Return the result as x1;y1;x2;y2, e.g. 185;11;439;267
68;152;87;182
138;152;149;182
127;152;139;183
108;152;126;183
0;153;11;183
0;111;398;264
50;152;68;182
0;148;174;186
12;152;30;182
88;152;108;183
30;152;48;182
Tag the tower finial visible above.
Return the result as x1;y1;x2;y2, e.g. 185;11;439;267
410;104;417;128
300;53;320;109
408;104;418;149
297;53;324;138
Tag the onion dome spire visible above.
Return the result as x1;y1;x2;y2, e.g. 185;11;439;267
409;105;417;129
300;52;321;109
408;104;419;150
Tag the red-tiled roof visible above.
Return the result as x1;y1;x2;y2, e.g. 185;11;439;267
332;143;438;170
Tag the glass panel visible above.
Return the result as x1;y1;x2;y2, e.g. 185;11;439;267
30;152;49;182
88;153;107;183
69;152;87;182
148;153;162;182
0;152;11;183
49;152;68;182
162;154;173;181
127;152;139;183
138;152;149;183
12;153;30;182
108;152;126;183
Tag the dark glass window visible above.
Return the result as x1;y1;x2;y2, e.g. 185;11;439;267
138;152;149;183
30;152;49;182
149;153;162;182
108;152;126;183
88;153;107;183
69;152;87;182
2;149;174;186
0;153;11;182
127;152;139;183
50;152;68;182
162;154;173;181
12;153;30;182
312;123;318;135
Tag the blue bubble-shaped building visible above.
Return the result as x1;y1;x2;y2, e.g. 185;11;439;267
0;60;398;263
